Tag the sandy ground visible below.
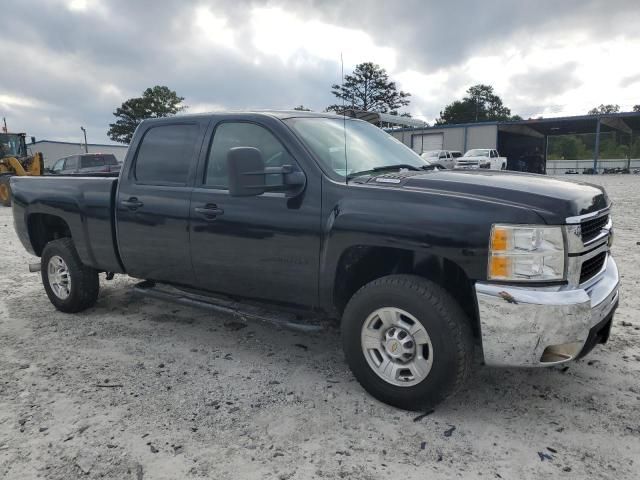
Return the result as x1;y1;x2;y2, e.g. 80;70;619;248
0;175;639;480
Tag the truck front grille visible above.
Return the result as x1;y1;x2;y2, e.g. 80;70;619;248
581;214;609;243
454;161;478;169
580;251;606;284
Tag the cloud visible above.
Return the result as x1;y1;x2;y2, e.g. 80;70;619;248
620;73;640;88
508;62;582;103
1;0;639;142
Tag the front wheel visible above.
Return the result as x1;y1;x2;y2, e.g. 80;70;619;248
41;238;99;313
342;275;473;410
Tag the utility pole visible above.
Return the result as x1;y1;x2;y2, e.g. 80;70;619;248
593;117;601;173
628;131;633;171
80;126;88;153
2;117;7;133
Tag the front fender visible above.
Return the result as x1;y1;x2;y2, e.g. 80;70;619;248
318;179;546;312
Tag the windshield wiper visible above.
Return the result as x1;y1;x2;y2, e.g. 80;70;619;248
347;164;421;180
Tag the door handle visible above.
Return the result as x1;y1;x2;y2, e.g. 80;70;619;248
194;205;224;219
121;198;144;210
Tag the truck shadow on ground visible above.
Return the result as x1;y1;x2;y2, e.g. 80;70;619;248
7;280;624;425
98;283;622;418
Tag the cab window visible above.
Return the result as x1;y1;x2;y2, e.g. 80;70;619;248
134;124;199;185
64;156;78;170
205;122;294;188
82;154;118;168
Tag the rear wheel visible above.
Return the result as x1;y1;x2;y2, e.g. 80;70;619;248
41;238;99;312
342;274;473;411
0;175;12;207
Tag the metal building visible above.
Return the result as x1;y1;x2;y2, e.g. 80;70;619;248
387;112;640;174
27;139;129;168
389;123;497;154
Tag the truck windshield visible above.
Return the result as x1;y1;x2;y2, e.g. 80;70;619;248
421;150;440;157
284;117;425;179
465;149;490;157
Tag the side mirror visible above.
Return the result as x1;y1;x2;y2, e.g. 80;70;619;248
227;147;306;197
227;147;266;197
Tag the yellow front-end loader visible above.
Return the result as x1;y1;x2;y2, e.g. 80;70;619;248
0;132;43;206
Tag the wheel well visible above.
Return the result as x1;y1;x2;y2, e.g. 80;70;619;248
333;246;479;338
28;214;72;256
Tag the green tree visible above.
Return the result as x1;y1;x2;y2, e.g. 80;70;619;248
108;86;186;144
633;105;640;112
588;104;620;115
632;137;640;157
328;62;410;114
436;84;512;124
436;100;470;125
547;135;591;160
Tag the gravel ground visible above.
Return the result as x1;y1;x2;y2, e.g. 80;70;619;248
1;175;639;480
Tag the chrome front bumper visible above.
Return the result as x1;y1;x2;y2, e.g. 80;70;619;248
476;255;619;367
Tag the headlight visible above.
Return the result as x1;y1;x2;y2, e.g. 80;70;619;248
488;225;565;281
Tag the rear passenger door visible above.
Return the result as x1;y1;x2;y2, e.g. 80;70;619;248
116;120;207;285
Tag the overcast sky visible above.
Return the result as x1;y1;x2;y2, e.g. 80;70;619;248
2;0;640;144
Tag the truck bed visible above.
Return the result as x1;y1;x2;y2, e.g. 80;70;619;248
10;176;123;273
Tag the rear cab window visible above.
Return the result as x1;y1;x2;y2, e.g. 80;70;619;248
81;154;118;168
134;124;200;185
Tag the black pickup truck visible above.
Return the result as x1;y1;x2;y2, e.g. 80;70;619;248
10;111;619;410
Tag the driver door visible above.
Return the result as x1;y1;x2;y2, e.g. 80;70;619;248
189;119;321;307
490;150;498;169
438;151;448;168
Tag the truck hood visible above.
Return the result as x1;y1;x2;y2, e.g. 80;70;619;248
368;170;609;223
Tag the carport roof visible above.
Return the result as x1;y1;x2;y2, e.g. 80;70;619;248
498;111;640;136
389;111;640;136
339;108;430;128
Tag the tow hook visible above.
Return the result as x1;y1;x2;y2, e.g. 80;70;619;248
28;262;41;273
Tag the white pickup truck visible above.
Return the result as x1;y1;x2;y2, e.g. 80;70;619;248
454;149;507;170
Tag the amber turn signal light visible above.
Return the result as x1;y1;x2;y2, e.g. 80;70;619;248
490;226;509;252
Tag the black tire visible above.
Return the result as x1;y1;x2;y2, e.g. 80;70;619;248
0;175;11;207
41;238;99;313
342;274;473;411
